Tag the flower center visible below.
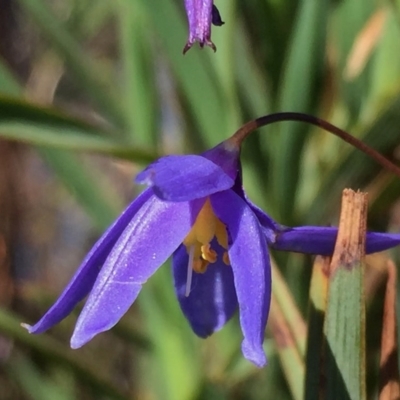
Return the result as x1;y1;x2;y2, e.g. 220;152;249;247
183;198;229;268
183;199;230;296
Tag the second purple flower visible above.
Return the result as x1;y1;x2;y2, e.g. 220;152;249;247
184;0;224;53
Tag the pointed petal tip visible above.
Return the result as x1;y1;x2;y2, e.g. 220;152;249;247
192;326;213;339
21;321;49;335
21;323;34;333
241;340;267;368
70;331;92;349
183;42;192;54
182;40;216;54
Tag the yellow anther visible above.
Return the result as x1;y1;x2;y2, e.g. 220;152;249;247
201;244;217;263
193;258;209;274
215;219;228;249
183;197;230;274
223;252;230;266
183;199;216;247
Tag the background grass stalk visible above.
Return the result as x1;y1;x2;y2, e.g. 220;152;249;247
304;255;330;400
268;296;305;400
379;259;400;399
324;189;367;400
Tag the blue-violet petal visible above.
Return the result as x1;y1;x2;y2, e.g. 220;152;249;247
173;241;238;337
246;199;281;243
135;155;234;202
70;196;205;348
211;190;271;367
271;226;400;256
23;189;153;334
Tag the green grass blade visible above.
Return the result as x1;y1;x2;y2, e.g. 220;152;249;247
140;0;228;146
306;94;400;224
0;121;156;161
324;190;367;400
139;266;201;400
38;148;120;230
18;0;127;129
332;0;374;115
305;256;330;400
274;0;328;223
6;355;74;400
0;59;21;96
269;297;305;400
116;0;157;145
0;307;128;400
272;261;307;357
0;97;156;162
208;1;241;133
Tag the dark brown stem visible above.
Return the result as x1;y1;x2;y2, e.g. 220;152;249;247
230;112;400;179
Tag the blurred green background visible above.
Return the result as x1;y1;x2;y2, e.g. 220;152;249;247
1;0;400;399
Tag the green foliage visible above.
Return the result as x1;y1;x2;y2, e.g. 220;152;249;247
0;0;400;399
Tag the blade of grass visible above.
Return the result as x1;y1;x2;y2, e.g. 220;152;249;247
0;307;128;400
379;259;400;400
271;261;307;357
269;295;305;400
275;0;328;224
116;0;157;145
333;0;374;116
139;0;228;146
0;121;156;161
343;8;387;81
369;10;400;108
209;1;241;133
38;148;120;230
0;59;21;96
235;23;272;118
139;266;201;400
307;94;400;224
324;189;367;400
18;0;128;129
0;97;157;162
6;355;74;400
304;255;330;400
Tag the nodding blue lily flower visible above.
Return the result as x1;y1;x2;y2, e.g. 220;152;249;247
183;0;224;54
23;136;400;367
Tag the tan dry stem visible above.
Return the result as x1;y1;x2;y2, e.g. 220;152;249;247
344;8;387;80
324;188;368;399
310;255;330;309
329;189;368;274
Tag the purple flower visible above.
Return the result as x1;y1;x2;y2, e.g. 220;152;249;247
183;1;224;54
23;139;400;367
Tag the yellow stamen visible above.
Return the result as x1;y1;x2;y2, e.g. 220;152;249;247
193;258;209;273
201;244;217;263
183;199;216;247
223;252;230;266
215;219;228;249
183;198;229;274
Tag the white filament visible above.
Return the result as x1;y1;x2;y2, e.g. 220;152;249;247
185;245;195;297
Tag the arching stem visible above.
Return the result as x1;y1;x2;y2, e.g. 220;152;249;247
230;112;400;179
